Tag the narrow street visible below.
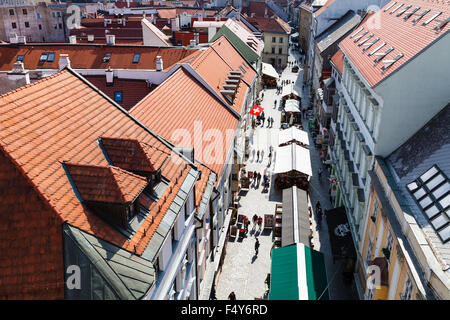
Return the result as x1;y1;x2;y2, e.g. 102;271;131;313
214;45;358;300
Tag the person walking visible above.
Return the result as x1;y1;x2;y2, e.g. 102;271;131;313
253;170;257;182
257;216;263;231
256;150;260;162
274;100;277;108
318;167;323;181
317;207;323;228
257;172;261;183
254;238;260;256
244;216;250;234
252;214;258;229
228;291;236;300
315;201;321;213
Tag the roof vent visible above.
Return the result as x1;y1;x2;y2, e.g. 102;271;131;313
155;56;163;71
220;89;236;103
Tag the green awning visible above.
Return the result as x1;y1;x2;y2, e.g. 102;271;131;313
269;243;329;300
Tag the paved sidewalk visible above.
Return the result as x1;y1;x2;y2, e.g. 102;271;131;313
215;46;358;300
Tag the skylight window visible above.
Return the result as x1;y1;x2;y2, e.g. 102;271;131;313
17;54;24;62
396;5;411;17
39;52;55;62
407;165;450;243
39;52;48;62
350;27;364;38
383;1;397;12
114;91;123;103
132;53;141;64
434;17;450;31
103;52;112;63
362;37;379;52
390;3;403;15
413;9;430;23
422;11;442;26
404;7;420;21
358;34;373;46
47;52;55;62
368;42;386;56
353;31;368;42
381;53;404;70
373;47;394;62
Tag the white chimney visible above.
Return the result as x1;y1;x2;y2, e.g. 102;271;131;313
189;39;196;47
208;26;216;42
264;7;268;17
198;15;203;21
194;32;199;45
59;54;71;70
122;18;126;26
155;56;163;71
87;34;94;42
105;67;114;84
171;18;179;31
17;36;26;44
69;35;77;44
106;34;115;45
9;33;18;44
8;62;30;85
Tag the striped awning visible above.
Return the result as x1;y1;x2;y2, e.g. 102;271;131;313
269;243;329;300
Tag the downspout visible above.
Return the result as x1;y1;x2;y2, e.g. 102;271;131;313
194;215;203;300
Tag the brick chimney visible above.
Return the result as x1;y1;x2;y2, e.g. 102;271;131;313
58;54;71;70
155;56;163;71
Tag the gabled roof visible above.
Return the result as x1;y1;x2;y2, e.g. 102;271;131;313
339;0;450;87
0;44;198;71
246;16;291;33
65;163;148;204
141;18;171;46
0;69;197;298
314;0;335;16
130;66;239;177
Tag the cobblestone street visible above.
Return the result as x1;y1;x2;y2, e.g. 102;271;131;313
215;45;358;300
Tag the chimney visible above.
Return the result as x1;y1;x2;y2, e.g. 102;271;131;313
7;62;30;85
171;18;179;31
106;34;115;45
122;18;126;26
87;34;94;42
265;7;268;17
9;33;18;44
17;35;26;44
105;67;113;85
189;39;196;47
155;56;163;71
69;35;77;44
194;32;199;45
208;26;216;42
59;54;71;70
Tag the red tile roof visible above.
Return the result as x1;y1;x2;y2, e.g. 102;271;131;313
241;1;276;18
314;0;335;16
65;163;148;204
0;45;198;71
174;31;210;46
71;27;144;39
0;69;196;299
330;49;344;74
246;16;290;33
130;67;239;177
84;76;155;111
339;0;450;87
187;36;257;114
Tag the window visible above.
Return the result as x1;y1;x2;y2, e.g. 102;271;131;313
401;276;413;300
52;12;56;18
279;37;283;43
37;13;41;19
9;9;14;15
384;232;394;261
272;37;276;43
16;55;25;62
22;9;27;15
103;53;112;63
278;58;282;65
279;47;282;54
371;198;378;222
24;21;30;28
47;53;55;62
54;24;57;30
40;53;48;62
132;53;141;64
12;22;17;29
58;23;62;29
271;47;275;54
114;91;123;103
38;24;42;30
57;11;61;18
366;241;373;263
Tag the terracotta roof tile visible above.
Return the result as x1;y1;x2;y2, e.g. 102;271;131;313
330;49;344;74
130;67;239;177
0;69;195;298
339;0;450;87
246;16;290;33
0;45;198;71
65;163;148;204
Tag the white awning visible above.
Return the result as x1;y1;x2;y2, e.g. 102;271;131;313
284;99;300;112
262;62;279;79
282;83;301;98
278;127;310;146
273;143;312;176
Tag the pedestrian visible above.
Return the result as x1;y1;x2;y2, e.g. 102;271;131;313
318;167;323;180
267;116;271;127
252;117;255;129
257;172;261;183
254;238;260;256
316;201;321;213
271;117;274;127
253;170;258;183
228;291;236;300
256;150;260;162
317;207;323;226
261;115;265;127
252;214;258;228
209;285;218;300
262;92;264;99
268;149;272;160
244;216;250;233
257;216;263;230
274;100;277;108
